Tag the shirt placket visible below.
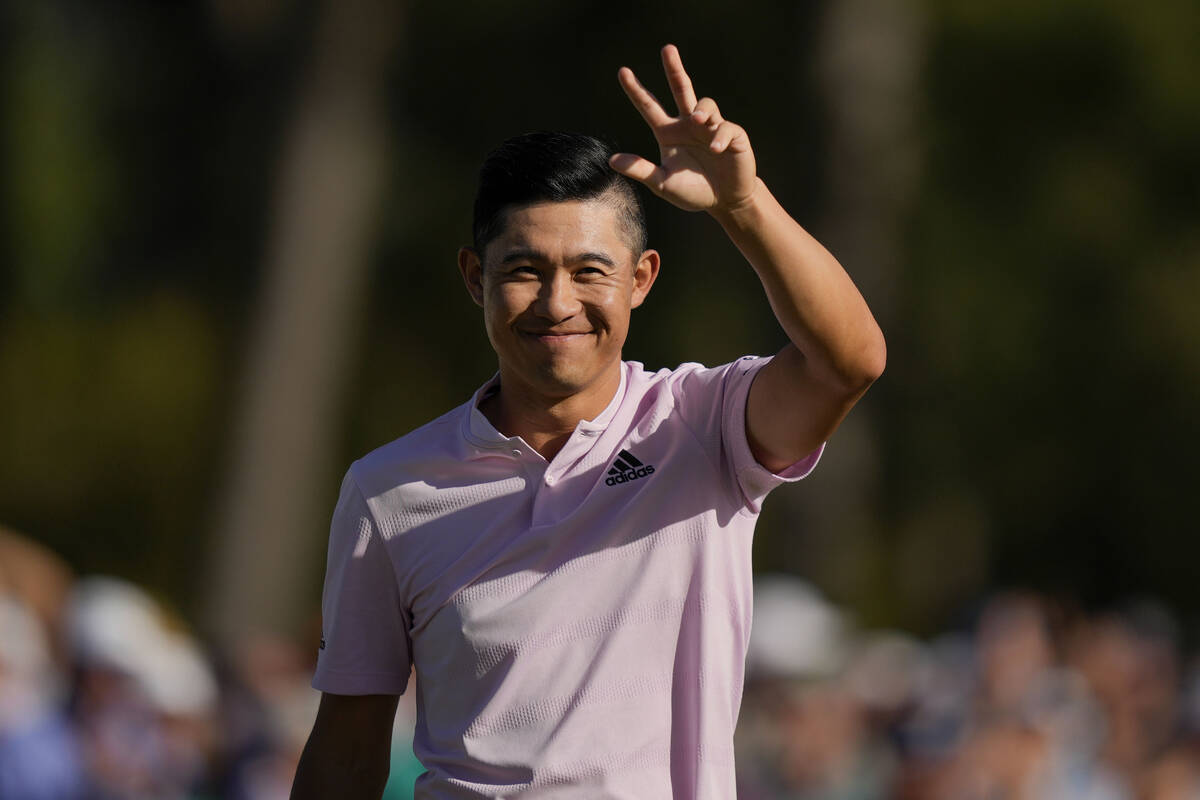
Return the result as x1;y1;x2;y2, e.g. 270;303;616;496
530;427;601;527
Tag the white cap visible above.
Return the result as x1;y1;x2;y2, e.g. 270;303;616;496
66;576;217;716
749;575;851;680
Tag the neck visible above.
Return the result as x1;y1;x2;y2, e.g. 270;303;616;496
480;361;622;460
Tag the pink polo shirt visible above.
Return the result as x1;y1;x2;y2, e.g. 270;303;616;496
314;357;824;798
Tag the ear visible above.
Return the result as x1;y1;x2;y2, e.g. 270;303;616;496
630;249;661;309
458;246;485;308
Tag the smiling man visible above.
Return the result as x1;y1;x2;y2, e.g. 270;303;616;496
291;46;885;800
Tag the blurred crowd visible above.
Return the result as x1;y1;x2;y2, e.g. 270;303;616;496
738;577;1200;800
5;524;1200;800
0;527;422;800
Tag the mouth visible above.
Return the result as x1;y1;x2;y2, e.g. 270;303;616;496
519;330;594;346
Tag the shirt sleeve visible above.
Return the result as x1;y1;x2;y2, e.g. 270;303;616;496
312;469;412;695
674;355;825;513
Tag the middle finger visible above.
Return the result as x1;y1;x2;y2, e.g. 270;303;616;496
661;44;698;116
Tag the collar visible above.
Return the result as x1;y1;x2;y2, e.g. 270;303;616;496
462;362;629;448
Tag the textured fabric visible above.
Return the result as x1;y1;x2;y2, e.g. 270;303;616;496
313;357;825;798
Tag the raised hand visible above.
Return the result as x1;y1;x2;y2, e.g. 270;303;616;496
610;45;758;214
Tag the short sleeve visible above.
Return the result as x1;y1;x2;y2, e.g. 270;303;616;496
312;470;412;695
674;356;825;513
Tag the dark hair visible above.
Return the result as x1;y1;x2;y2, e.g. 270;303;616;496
471;131;647;259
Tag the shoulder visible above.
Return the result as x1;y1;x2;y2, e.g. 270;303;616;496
623;358;712;392
625;356;769;399
347;399;471;501
615;357;768;444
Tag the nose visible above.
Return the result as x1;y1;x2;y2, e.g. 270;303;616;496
533;269;581;322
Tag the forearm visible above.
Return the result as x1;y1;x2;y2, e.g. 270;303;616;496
290;719;393;800
711;179;886;388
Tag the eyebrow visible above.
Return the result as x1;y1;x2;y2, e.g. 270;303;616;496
498;248;617;268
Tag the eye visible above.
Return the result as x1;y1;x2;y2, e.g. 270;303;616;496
576;266;605;276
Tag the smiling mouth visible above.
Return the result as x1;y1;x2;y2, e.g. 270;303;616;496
520;331;594;345
520;329;593;336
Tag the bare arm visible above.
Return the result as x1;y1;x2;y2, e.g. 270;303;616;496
612;45;886;471
290;692;400;800
713;181;885;471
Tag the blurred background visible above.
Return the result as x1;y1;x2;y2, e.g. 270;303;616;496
1;0;1197;797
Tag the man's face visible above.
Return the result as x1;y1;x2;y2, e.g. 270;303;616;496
459;197;659;401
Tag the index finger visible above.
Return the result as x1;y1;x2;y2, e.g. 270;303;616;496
617;66;672;128
661;44;698;115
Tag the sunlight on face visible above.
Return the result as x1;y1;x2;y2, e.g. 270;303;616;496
476;198;656;401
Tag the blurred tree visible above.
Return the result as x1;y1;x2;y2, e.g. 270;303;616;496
757;0;932;624
204;0;402;646
0;2;225;605
890;0;1200;626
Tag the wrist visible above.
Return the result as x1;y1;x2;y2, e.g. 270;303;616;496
709;178;770;228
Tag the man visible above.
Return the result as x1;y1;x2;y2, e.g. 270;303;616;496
291;45;885;799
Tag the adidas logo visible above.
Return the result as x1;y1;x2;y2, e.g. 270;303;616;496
605;448;656;486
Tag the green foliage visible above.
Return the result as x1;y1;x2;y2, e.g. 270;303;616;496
0;295;220;600
3;3;116;309
895;0;1200;621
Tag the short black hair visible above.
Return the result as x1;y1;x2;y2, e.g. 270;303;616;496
471;131;647;259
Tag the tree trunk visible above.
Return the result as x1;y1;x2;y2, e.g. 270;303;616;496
783;0;925;619
205;0;401;649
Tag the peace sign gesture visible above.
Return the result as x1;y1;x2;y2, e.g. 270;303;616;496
610;45;759;214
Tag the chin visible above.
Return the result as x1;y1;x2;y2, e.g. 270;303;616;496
533;369;590;397
528;361;605;397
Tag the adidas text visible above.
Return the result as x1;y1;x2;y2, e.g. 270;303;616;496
606;464;655;485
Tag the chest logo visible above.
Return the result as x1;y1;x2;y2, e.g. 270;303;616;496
605;448;656;486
